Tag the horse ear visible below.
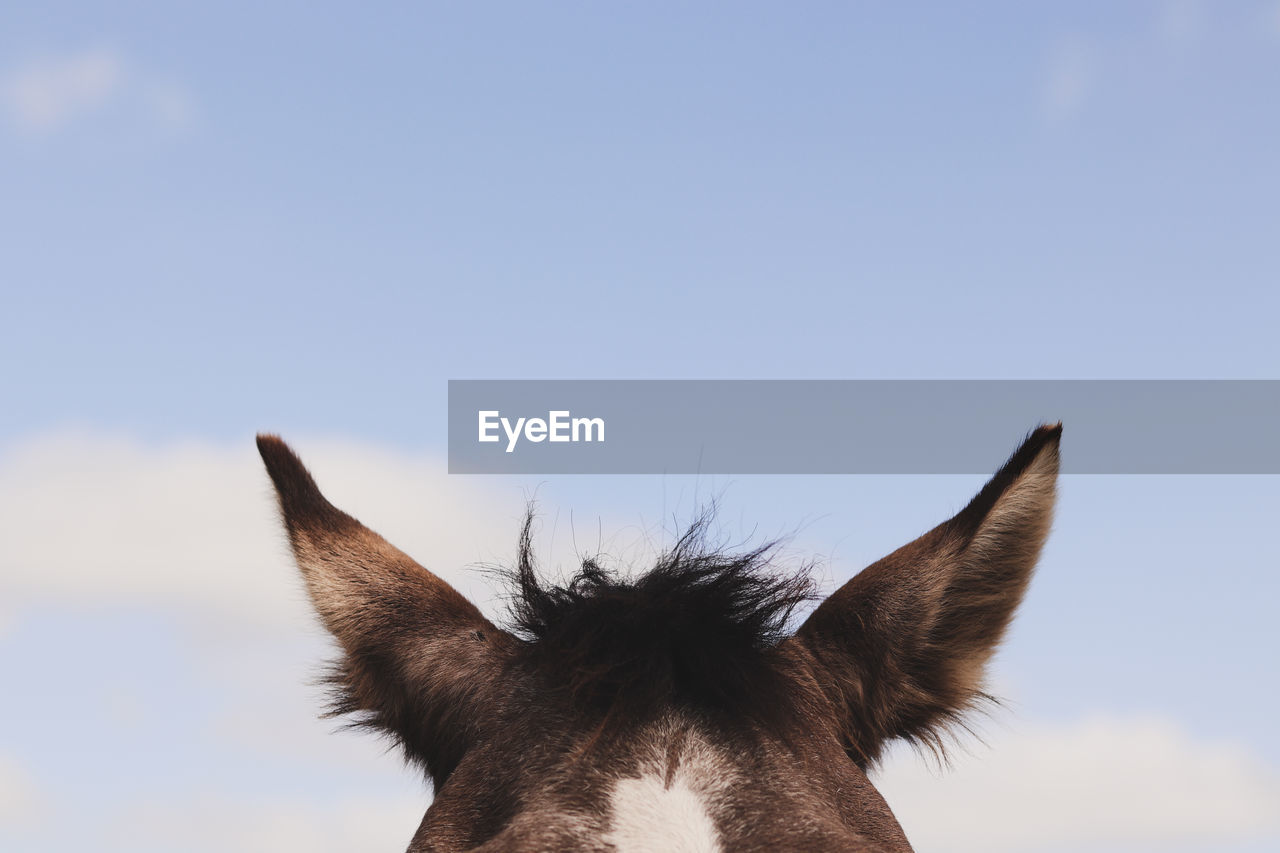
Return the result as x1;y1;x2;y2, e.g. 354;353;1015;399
793;425;1061;767
257;435;512;789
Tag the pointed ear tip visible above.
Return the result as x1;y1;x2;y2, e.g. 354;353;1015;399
1025;422;1063;471
992;423;1062;484
255;433;292;467
254;433;311;487
1035;422;1064;444
254;434;335;520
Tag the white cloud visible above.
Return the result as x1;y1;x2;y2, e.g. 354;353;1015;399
0;431;530;629
0;47;195;134
873;715;1280;852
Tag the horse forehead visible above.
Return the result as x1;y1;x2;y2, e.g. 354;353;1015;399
605;771;722;853
602;720;734;853
593;717;905;853
422;714;904;852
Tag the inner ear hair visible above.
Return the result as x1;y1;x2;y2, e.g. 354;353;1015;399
257;434;514;789
792;424;1061;767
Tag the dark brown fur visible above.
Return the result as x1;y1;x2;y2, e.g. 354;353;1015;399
507;511;818;741
257;424;1061;851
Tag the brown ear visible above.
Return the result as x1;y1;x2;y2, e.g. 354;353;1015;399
257;435;512;789
792;424;1061;767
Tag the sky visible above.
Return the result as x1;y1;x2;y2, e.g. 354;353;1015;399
1;2;1278;851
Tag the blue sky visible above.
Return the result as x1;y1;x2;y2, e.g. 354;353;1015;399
2;3;1278;851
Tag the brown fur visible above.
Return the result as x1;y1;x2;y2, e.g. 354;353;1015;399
257;425;1062;851
793;423;1061;767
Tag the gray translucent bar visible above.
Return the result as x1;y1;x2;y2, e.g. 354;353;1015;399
447;380;1279;474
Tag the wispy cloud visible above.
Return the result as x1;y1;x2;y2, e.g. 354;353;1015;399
874;715;1280;851
0;47;195;135
1040;36;1099;125
0;48;123;132
0;431;527;627
1156;0;1207;48
1038;1;1228;126
144;77;196;128
109;793;426;853
0;754;45;831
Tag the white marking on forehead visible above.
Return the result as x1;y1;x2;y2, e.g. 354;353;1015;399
604;720;728;853
605;771;721;853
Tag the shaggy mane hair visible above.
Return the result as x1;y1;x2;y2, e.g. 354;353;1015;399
507;512;818;730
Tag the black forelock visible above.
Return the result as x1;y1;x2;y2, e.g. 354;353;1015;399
504;511;818;730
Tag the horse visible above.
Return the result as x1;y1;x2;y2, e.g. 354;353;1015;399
256;424;1060;851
